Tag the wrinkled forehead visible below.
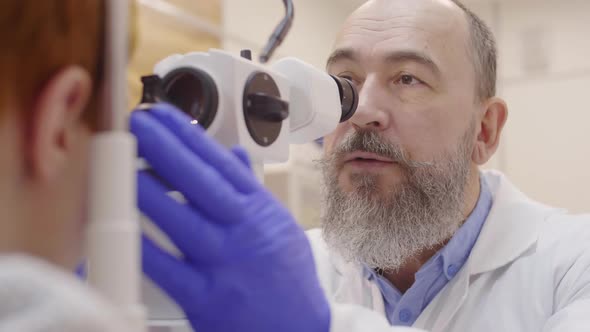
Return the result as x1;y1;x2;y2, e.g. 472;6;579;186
331;0;471;71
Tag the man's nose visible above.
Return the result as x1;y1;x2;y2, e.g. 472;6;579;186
349;77;390;131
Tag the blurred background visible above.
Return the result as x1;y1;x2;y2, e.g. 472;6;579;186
130;0;590;228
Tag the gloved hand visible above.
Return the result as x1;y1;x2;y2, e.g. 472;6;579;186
130;103;331;332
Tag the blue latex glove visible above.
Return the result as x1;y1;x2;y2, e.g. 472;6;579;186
75;261;86;279
130;103;331;332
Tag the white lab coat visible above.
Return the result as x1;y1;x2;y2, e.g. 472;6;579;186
311;170;590;332
0;255;130;332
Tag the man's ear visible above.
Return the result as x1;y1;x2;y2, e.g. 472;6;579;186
472;97;508;165
27;66;92;181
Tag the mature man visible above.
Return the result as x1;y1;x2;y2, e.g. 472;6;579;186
136;0;590;331
314;0;590;330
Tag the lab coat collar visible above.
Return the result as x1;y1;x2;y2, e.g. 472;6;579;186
467;170;559;275
418;171;560;332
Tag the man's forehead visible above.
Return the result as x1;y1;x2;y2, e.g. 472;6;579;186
331;0;469;62
345;0;465;27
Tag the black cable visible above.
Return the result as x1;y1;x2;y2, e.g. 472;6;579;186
259;0;294;63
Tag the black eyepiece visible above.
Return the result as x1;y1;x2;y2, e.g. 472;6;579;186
160;68;218;129
330;75;358;123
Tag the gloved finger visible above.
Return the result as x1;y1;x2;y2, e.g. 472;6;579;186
147;104;260;193
75;261;86;280
142;236;207;312
138;171;225;263
231;145;252;169
131;110;244;224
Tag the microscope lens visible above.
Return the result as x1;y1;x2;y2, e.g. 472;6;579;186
330;75;358;123
161;68;218;129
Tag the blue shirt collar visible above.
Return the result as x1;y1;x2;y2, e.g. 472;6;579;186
364;173;493;281
438;175;492;279
360;174;493;326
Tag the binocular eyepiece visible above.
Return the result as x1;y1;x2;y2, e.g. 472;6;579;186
330;75;358;123
140;68;219;129
139;69;358;132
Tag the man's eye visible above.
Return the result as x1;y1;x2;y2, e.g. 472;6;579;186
397;74;421;86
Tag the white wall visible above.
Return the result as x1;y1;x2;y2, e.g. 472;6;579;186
222;0;360;68
469;0;590;213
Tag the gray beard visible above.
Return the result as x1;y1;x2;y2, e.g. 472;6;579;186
319;128;473;272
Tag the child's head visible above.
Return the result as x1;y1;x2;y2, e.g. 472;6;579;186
0;1;105;268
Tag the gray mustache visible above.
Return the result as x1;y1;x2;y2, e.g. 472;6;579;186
332;130;433;169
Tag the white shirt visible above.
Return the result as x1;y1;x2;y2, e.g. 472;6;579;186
0;255;131;332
